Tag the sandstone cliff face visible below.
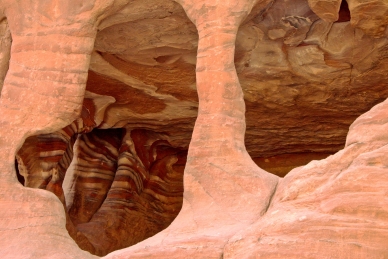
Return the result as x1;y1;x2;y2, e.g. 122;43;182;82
0;0;388;258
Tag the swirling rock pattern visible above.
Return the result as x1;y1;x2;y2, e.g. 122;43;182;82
17;119;185;255
0;0;388;258
70;128;185;255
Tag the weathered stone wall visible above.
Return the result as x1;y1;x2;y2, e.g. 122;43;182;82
0;0;387;258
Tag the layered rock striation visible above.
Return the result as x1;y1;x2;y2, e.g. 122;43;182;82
0;0;388;258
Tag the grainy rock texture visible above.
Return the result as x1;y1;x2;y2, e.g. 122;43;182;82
0;0;388;258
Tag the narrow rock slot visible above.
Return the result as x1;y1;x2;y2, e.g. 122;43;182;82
337;0;350;23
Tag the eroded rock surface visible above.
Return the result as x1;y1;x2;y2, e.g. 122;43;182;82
224;97;388;258
0;17;10;95
1;0;388;258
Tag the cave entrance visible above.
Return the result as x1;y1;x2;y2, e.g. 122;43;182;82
12;0;388;256
337;0;351;23
15;0;198;256
235;0;388;177
16;126;188;256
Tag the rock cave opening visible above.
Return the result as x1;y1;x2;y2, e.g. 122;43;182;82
235;0;388;177
15;125;188;256
14;0;198;256
337;0;351;23
9;0;388;257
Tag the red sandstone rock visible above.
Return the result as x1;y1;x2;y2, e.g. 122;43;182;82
0;17;10;95
223;98;388;258
0;0;388;258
